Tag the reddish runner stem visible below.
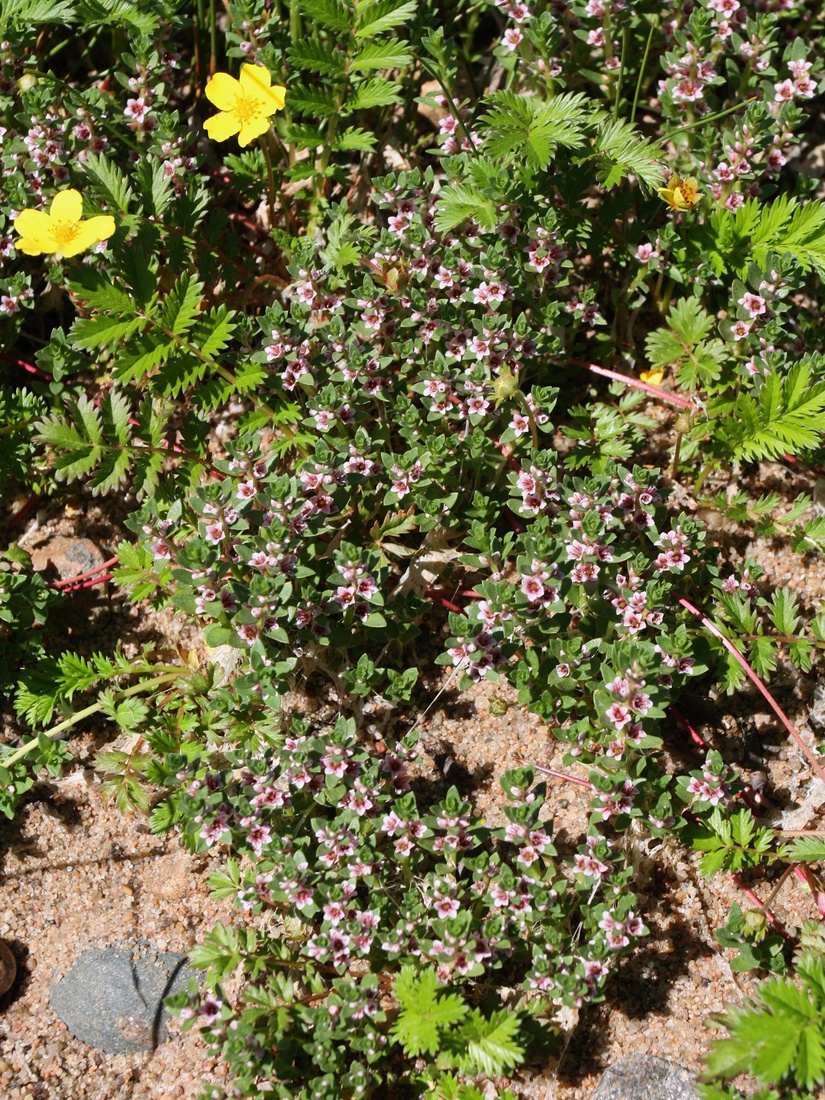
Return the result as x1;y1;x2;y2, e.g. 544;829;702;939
582;361;696;410
678;597;825;788
52;556;118;588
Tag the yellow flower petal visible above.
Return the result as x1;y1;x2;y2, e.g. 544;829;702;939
238;64;285;114
59;214;116;257
239;64;273;94
84;214;116;241
205;110;242;143
50;188;83;224
205;72;242;111
237;115;272;148
264;83;286;112
640;369;665;386
16;233;57;256
14;207;54;240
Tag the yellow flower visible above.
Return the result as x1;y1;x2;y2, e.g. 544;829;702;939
640;368;665;386
204;64;286;147
657;175;700;211
14;189;115;259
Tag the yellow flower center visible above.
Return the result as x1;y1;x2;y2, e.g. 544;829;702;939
232;92;265;124
53;220;80;250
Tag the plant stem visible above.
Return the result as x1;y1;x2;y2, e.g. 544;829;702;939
260;130;277;227
630;16;658;126
678;596;825;788
208;0;217;76
515;392;539;451
1;672;181;769
664;98;756;142
693;461;713;496
613;21;629;121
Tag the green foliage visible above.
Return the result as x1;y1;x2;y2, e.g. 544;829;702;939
715;903;789;975
0;387;46;490
708;197;825;280
478;91;590;168
707;361;825;464
7;4;825;1100
686;807;774;877
388;964;528;1076
645;297;727;391
702;954;825;1095
390;967;468;1057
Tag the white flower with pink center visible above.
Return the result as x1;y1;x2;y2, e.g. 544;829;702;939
738;291;767;317
502;27;523;51
605;703;632;729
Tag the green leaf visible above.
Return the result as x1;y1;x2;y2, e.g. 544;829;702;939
435;181;497;233
390;966;468;1056
194;306;237;360
71;313;144;350
456;1008;525;1077
287;82;340;119
786;836;825;863
288;38;348;76
83;152;133;212
331;126;377;152
0;0;76;28
645;297;727;390
350;39;413;72
354;0;416;38
345;76;401;112
748;635;777;679
159;272;204;336
135;157;174;218
68;268;135;313
591;115;665;190
714;362;825;462
479;90;589;169
297;0;351;32
769;588;801;635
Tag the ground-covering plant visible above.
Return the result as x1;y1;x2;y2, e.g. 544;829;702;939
4;0;825;1097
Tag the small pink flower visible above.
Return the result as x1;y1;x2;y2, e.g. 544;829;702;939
502;27;523;51
774;79;796;102
738;291;767;317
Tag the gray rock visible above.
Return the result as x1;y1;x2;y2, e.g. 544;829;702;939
51;943;192;1054
589;1055;698;1100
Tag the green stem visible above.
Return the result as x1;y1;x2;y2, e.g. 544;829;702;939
260;131;277;227
693;461;713;496
515;392;539;451
422;64;479;157
195;0;205;92
669;431;682;482
209;0;217;74
664;98;755;141
630;16;658;126
613;21;629;121
289;0;301;45
2;672;180;769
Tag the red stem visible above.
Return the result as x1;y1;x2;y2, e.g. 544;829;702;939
678;597;825;788
58;573;113;592
52;556;118;588
7;495;39;529
581;362;696;410
794;865;825;917
731;874;794;940
669;705;707;749
0;351;51;381
529;761;593;789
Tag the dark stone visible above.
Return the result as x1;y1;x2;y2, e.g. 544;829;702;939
50;943;192;1054
589;1055;698;1100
